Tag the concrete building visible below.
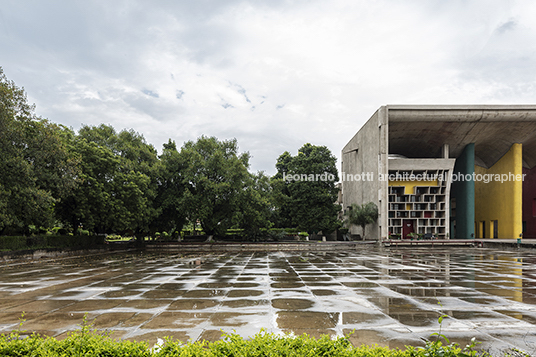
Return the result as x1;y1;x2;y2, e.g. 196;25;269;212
341;105;536;240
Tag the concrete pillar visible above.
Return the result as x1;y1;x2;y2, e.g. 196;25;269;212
451;144;475;239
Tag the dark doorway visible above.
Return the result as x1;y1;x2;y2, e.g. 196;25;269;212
403;219;415;239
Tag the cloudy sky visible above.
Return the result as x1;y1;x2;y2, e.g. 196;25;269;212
1;0;535;175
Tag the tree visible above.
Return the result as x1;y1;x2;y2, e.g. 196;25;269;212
345;202;378;239
57;125;158;234
153;139;188;234
272;143;341;234
179;136;253;236
0;67;80;234
232;171;273;239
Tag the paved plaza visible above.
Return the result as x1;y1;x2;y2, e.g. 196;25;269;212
1;247;536;355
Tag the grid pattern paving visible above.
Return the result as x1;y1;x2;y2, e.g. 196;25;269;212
0;248;536;354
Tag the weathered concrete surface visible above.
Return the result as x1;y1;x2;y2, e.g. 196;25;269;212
0;247;136;264
342;105;536;242
341;107;388;239
146;241;369;252
1;248;536;355
387;105;536;169
382;239;536;249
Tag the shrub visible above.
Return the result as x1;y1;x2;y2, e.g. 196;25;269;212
0;315;492;357
0;235;105;252
77;228;90;236
0;327;494;357
0;236;28;251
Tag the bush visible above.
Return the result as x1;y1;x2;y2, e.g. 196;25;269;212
0;236;27;251
0;316;150;357
0;235;105;252
0;311;493;357
76;228;90;236
0;324;492;357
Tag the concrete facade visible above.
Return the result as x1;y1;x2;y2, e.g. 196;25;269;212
342;105;536;240
341;108;388;239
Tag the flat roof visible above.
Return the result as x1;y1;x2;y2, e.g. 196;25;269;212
385;105;536;169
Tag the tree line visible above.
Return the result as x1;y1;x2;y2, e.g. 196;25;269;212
0;67;342;238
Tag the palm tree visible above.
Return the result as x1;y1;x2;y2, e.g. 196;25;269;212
344;202;378;239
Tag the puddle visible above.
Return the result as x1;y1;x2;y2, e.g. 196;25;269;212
343;328;422;350
496;310;536;324
210;312;259;327
4;300;76;313
271;282;305;288
182;289;226;298
120;312;154;327
1;249;536;353
167;299;219;310
388;311;440;327
90;312;138;328
142;311;211;329
311;289;338;296
342;311;387;324
227;289;264;298
222;299;270;308
141;289;186;299
277;311;338;329
19;312;88;331
447;311;506;320
272;298;315;310
126;330;190;345
119;299;172;309
342;282;379;288
100;290;143;298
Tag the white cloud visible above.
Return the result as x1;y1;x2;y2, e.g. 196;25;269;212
1;0;536;174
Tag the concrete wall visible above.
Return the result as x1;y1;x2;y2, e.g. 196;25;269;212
343;105;536;241
341;107;388;239
475;143;523;239
451;144;476;239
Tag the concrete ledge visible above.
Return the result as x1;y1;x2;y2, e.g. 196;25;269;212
382;238;536;249
146;241;372;252
382;239;479;248
477;238;536;249
0;246;135;264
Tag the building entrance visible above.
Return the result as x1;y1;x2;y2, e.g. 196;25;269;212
403;219;415;239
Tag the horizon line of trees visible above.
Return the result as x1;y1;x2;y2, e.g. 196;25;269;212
0;67;342;239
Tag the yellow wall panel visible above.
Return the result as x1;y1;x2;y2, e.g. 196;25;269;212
388;180;438;194
474;143;523;239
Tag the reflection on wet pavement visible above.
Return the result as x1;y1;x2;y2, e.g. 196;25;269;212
1;248;536;354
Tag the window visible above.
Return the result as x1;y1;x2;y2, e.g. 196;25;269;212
492;220;498;239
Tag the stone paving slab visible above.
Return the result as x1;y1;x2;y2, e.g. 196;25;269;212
0;248;536;355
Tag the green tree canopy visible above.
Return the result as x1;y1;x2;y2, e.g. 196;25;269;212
232;171;273;239
0;68;80;234
153;139;188;234
179;136;255;236
272;143;341;234
57;125;158;234
344;202;378;239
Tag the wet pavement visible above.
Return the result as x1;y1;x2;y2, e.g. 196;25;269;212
1;247;536;355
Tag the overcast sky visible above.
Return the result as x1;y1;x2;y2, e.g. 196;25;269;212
1;0;535;175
